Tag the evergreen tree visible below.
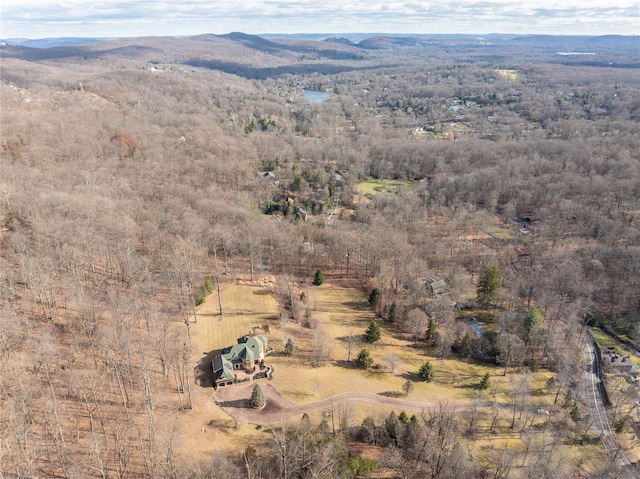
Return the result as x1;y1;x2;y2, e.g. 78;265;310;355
196;276;215;305
387;302;398;323
313;269;325;286
398;411;409;424
460;332;473;359
285;337;296;356
355;349;374;369
419;361;434;382
478;372;490;390
364;320;381;343
570;404;580;422
477;266;502;309
250;384;265;408
385;411;401;445
426;318;436;343
368;288;380;309
523;307;544;345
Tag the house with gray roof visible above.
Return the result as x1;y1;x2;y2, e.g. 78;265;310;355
212;336;268;388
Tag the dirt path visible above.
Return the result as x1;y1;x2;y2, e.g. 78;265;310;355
214;382;479;424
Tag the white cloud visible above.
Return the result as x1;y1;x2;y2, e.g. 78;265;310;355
1;0;638;38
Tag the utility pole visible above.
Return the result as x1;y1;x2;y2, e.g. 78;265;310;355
216;276;223;316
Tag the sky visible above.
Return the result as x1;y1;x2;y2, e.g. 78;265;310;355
1;0;638;39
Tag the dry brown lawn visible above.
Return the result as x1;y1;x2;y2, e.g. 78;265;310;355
174;279;279;462
175;276;599;470
268;280;523;407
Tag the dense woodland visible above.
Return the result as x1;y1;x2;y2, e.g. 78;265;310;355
1;33;640;478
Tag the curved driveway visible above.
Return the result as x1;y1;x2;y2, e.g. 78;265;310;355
214;382;479;424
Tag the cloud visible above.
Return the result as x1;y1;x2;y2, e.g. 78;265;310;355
1;0;638;38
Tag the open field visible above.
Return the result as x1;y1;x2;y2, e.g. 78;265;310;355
267;280;502;405
176;266;640;476
355;178;410;198
174;280;280;462
174;278;640;472
494;68;521;82
195;279;279;352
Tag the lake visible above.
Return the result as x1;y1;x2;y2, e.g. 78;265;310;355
302;89;332;103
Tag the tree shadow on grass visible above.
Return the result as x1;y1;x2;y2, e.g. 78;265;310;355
194;350;220;388
336;335;364;344
217;398;251;409
252;289;272;296
379;390;406;398
334;359;358;369
456;382;481;390
342;301;370;311
400;372;422;382
455;379;489;390
387;330;412;343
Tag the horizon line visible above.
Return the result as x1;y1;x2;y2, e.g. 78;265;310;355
3;32;639;41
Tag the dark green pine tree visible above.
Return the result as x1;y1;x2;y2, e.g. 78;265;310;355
355;349;374;369
387;302;398;323
250;384;265;408
460;332;473;359
477;266;502;309
284;337;296;355
368;288;380;309
364;320;381;343
419;361;434;382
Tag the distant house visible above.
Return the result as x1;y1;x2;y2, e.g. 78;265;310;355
430;279;447;295
212;336;268;388
605;351;640;382
418;277;447;296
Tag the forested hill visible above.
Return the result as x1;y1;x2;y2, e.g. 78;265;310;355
1;30;640;478
2;33;639;70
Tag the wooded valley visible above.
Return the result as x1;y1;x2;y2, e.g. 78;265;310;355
1;33;639;478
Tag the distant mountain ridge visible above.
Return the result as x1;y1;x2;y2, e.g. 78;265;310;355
1;37;115;48
2;32;638;78
2;33;638;50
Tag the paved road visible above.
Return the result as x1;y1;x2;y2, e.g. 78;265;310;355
583;338;632;468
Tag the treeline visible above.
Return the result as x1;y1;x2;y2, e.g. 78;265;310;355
187;404;627;479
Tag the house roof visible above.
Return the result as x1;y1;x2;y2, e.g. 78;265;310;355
239;335;267;348
220;336;267;362
212;336;268;385
212;355;234;382
607;353;635;368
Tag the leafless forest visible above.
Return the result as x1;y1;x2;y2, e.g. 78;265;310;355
1;33;639;478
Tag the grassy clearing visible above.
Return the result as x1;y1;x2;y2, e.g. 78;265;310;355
488;224;519;240
179;278;578;467
355;178;409;197
195;281;279;351
590;327;640;366
495;69;520;82
268;282;411;402
591;327;619;351
269;281;552;409
176;281;280;460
